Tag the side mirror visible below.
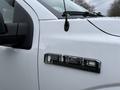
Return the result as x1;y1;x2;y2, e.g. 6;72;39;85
5;0;15;7
0;13;7;34
0;12;28;48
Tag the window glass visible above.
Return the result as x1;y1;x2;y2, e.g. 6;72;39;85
73;0;120;17
38;0;88;13
38;0;120;17
0;0;14;23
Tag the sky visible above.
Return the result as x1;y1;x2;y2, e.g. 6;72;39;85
86;0;115;15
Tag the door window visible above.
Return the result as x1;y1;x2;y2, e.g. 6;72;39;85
0;0;14;23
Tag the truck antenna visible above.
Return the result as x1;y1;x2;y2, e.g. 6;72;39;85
63;0;70;32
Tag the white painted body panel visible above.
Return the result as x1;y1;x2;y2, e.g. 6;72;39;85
96;87;120;90
0;0;39;90
88;17;120;36
39;19;120;90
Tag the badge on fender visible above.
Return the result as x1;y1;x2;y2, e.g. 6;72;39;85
44;53;101;74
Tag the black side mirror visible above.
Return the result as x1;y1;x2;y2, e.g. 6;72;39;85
0;12;28;48
5;0;15;7
0;13;7;34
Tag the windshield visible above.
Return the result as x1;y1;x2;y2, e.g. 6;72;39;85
38;0;120;17
74;0;120;17
38;0;88;13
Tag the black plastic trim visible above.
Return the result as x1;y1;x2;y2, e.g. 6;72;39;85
13;2;34;49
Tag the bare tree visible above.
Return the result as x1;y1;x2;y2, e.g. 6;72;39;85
74;0;95;12
108;0;120;16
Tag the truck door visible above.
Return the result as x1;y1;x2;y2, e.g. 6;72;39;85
0;0;39;90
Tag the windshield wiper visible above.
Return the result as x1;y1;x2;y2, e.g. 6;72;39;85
62;11;104;17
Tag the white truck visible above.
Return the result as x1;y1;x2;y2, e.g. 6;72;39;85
0;0;120;90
